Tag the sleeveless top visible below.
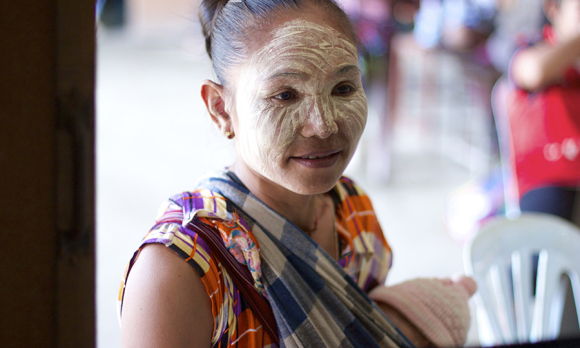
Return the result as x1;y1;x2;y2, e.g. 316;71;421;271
118;175;393;348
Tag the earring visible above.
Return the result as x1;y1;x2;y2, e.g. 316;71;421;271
224;131;235;139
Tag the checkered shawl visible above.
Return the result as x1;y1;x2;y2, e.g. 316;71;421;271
197;172;414;348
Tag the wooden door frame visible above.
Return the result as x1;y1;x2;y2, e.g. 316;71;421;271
0;1;96;347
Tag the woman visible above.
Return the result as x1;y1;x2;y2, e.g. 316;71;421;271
118;0;476;347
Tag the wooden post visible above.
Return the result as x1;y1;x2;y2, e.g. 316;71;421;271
0;1;95;346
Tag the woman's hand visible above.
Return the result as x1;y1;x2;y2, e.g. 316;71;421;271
370;276;477;347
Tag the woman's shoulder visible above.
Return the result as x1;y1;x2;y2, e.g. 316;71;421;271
333;176;392;291
334;176;371;198
332;176;377;216
334;174;381;220
119;191;226;312
119;189;264;347
119;243;214;347
135;191;221;275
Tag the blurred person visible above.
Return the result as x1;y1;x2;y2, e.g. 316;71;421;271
342;0;398;181
506;4;580;335
342;0;419;182
508;0;580;222
413;0;496;51
412;0;502;168
116;0;477;347
485;0;546;74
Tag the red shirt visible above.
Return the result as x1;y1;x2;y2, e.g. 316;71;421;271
507;26;580;197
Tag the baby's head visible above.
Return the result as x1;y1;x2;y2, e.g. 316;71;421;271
544;0;580;42
199;0;368;195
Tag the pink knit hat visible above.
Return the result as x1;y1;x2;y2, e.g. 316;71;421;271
369;276;477;347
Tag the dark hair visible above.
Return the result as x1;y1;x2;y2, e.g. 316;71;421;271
199;0;356;85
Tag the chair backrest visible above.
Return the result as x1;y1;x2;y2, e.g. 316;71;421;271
464;213;580;346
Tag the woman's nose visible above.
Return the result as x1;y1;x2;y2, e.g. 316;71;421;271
299;96;338;139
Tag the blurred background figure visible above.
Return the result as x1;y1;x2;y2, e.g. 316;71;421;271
407;0;503;241
342;0;420;182
486;0;546;74
480;0;580;341
508;0;580;223
410;0;569;242
414;0;496;51
97;0;125;28
411;0;500;173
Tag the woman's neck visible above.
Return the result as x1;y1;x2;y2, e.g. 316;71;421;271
230;161;320;233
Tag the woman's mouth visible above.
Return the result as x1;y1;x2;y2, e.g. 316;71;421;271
290;151;341;168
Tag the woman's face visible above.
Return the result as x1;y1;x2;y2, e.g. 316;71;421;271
226;14;367;195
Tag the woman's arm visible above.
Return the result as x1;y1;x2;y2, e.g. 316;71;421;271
120;244;213;348
512;34;580;92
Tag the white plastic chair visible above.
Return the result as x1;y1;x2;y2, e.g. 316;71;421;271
464;213;580;346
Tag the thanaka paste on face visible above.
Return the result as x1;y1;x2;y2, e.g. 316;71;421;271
233;19;367;193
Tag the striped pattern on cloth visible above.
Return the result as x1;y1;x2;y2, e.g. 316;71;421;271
118;171;414;348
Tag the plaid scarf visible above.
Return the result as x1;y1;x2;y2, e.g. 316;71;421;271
196;172;414;348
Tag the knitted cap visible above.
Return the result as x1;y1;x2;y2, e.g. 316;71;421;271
369;276;477;347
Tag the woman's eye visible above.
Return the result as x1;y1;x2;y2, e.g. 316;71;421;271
273;91;295;101
334;84;354;96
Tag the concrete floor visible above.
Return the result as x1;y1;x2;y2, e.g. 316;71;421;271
96;27;480;347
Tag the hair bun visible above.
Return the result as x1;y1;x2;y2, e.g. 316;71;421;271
199;0;230;58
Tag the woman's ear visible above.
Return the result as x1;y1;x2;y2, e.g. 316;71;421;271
201;80;233;135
